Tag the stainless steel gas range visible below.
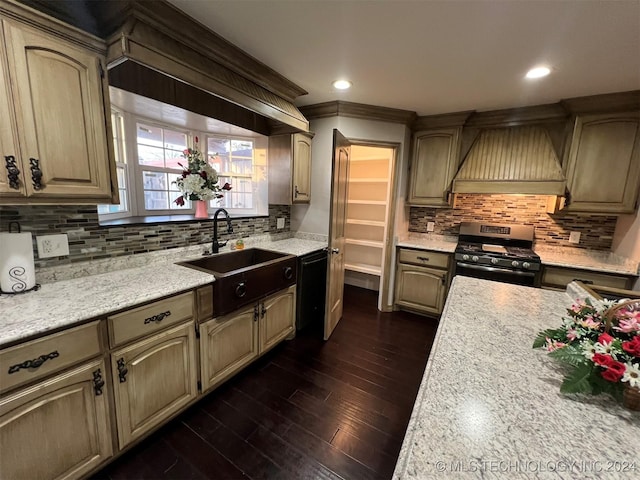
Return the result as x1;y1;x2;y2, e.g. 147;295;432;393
454;222;541;287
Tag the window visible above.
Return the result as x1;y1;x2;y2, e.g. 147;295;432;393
97;110;129;219
136;123;190;213
98;110;268;221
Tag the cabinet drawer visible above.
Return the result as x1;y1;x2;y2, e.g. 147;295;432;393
398;248;450;269
541;266;632;290
108;292;194;347
0;321;101;393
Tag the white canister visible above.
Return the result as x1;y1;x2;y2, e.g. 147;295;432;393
0;232;36;293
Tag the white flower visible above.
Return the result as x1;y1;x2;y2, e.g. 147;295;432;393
621;362;640;388
594;341;615;355
582;340;596;360
182;173;205;194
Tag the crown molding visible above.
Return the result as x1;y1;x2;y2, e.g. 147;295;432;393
561;90;640;114
299;101;416;125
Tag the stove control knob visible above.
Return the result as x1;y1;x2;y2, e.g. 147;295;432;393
511;260;520;268
491;258;499;265
522;262;530;270
472;255;479;263
462;254;469;261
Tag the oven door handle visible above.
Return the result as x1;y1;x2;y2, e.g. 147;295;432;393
456;262;537;277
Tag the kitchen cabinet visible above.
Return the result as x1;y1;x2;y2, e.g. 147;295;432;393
0;358;113;480
541;265;636;291
199;285;296;392
395;248;451;316
407;128;461;206
564;111;640;213
0;2;117;203
110;321;197;449
200;304;258;392
268;132;313;204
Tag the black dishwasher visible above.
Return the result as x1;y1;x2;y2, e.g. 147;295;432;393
296;249;327;332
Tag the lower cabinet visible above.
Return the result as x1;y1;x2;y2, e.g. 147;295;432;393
200;304;259;392
110;321;197;449
541;265;636;290
395;263;448;315
200;285;296;392
0;358;113;480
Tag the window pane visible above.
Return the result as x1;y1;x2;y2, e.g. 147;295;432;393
138;145;165;167
166;149;185;170
137;124;163;147
231;139;252;157
164;130;187;151
144;190;169;210
142;171;168;190
169;191;190;210
116;166;126;188
208;138;230;156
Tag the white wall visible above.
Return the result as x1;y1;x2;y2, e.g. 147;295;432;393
612;208;640;290
291;116;411;236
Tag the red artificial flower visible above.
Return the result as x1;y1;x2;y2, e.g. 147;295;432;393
592;353;615;367
598;332;614;345
622;336;640;357
601;368;625;382
175;195;185;206
183;149;189;155
200;171;207;179
222;182;232;191
195;136;199;144
181;171;188;178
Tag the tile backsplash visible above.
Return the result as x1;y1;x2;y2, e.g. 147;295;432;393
0;205;290;269
409;194;617;250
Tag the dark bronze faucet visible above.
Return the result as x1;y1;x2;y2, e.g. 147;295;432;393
212;208;233;253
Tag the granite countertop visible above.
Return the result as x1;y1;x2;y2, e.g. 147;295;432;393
534;246;639;276
0;236;327;348
393;276;639;480
396;233;458;253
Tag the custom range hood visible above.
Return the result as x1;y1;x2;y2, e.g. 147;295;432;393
452;125;566;195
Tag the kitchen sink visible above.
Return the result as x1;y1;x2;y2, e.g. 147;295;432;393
177;248;297;316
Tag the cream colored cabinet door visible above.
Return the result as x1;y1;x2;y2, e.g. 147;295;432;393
0;358;113;480
564;112;640;213
0;22;24;197
111;322;197;449
292;133;312;203
260;285;296;353
395;263;447;315
200;304;258;392
408;128;461;206
2;18;113;200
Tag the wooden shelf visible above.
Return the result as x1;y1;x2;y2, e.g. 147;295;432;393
347;200;386;205
345;263;381;276
346;219;385;227
348;178;387;183
345;238;383;248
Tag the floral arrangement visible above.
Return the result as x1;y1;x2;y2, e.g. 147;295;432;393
533;298;640;402
173;143;231;206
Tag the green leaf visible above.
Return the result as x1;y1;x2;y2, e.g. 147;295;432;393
560;363;594;394
533;328;565;348
548;346;587;367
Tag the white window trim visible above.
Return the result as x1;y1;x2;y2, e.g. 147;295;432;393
98;108;131;221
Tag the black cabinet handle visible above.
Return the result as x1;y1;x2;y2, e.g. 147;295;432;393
5;156;20;189
29;158;43;190
93;368;105;396
117;358;128;383
8;351;59;374
417;256;430;262
144;310;171;324
253;304;259;322
261;304;267;318
294;185;307;198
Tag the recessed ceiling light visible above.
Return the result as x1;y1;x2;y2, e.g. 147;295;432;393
526;66;551;79
332;80;352;90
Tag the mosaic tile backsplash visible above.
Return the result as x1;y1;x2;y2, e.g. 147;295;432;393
409;194;617;251
0;205;290;269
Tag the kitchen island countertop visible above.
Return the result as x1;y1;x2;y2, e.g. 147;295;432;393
393;276;639;480
0;236;326;348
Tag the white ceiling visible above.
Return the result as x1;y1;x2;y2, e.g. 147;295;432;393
168;0;640;116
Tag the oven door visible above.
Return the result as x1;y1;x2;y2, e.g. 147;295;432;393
455;262;538;287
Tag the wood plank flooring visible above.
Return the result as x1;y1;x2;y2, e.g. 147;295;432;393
93;285;439;480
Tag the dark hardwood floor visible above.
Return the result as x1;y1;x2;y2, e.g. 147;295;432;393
94;285;439;480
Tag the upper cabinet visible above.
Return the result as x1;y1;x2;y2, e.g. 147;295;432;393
269;132;313;205
407;128;462;206
564;111;640;214
0;2;117;203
